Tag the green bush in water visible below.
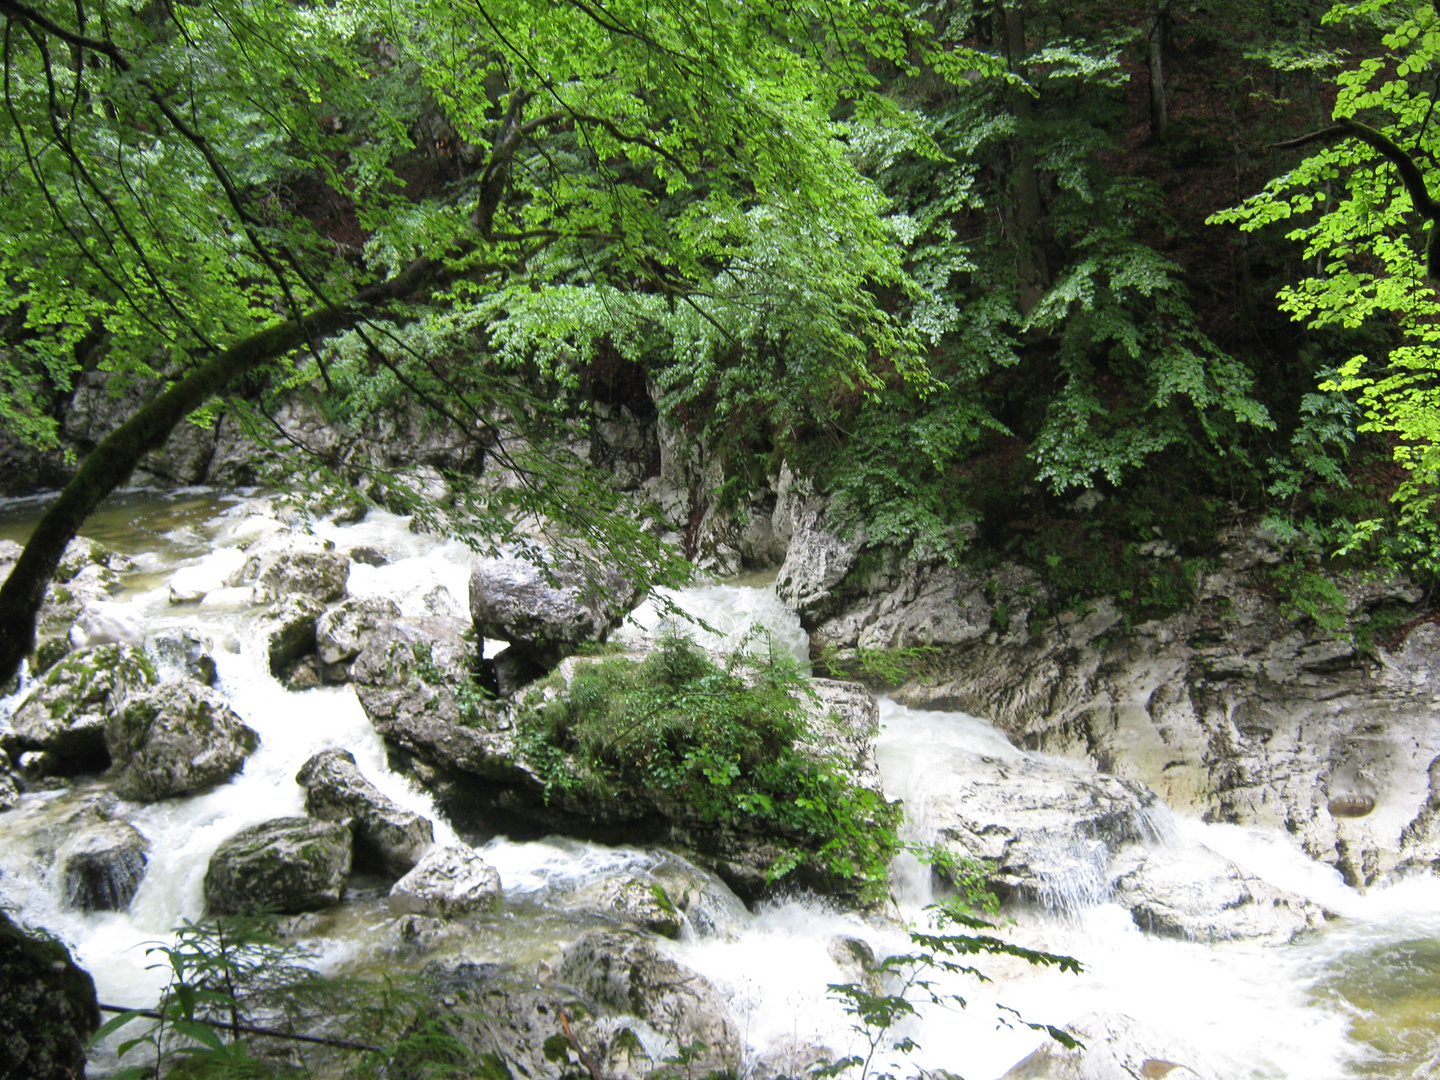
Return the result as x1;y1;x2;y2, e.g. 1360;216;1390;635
517;634;901;902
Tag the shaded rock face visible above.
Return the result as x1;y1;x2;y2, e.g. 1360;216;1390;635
999;1011;1221;1080
2;644;158;776
0;909;100;1080
296;748;433;876
204;817;352;915
557;929;741;1076
469;552;641;665
60;819;149;913
388;843;500;917
781;502;1440;886
107;682;259;801
257;595;326;676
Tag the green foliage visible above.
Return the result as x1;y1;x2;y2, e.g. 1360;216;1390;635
91;918;480;1079
1212;0;1440;567
816;646;944;690
804;903;1080;1080
517;634;901;900
1270;559;1351;638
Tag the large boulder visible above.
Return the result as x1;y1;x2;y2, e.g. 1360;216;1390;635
468;550;641;663
296;748;433;876
106;682;259;801
316;595;401;668
204;817;352;915
1110;844;1328;944
388;843;501;917
0;910;99;1080
351;617;525;783
251;549;350;604
999;1011;1221;1080
60;819;149;912
557;929;741;1076
2;644;158;775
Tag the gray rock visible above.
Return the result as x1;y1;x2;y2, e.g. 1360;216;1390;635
388;843;501;917
296;748;433;876
316;596;401;667
147;628;217;685
469;550;641;662
560;857;724;939
0;767;20;811
106;682;259;801
251;549;350;604
204;817;352;915
0;909;99;1080
351;618;523;782
774;487;867;626
999;1011;1221;1080
557;929;740;1075
60;820;148;912
257;595;326;675
2;644;158;774
1111;844;1327;943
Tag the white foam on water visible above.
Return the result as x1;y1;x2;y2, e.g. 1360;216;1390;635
617;583;810;665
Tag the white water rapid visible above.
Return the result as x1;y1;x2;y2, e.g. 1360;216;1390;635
2;489;1439;1078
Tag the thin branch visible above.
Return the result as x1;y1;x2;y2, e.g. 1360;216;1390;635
96;1003;381;1053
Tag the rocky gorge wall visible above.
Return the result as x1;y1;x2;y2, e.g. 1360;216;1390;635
773;481;1440;889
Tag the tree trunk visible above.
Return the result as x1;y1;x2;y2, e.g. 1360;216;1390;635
1148;1;1170;140
996;1;1048;313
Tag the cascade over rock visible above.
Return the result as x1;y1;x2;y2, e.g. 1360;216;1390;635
780;499;1440;886
296;748;433;876
999;1011;1221;1080
59;819;149;913
204;817;352;915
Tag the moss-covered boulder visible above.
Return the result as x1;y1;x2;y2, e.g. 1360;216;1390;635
1;644;158;776
0;909;99;1080
204;817;352;915
106;682;259;801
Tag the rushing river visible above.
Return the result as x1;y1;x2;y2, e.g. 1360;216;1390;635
1;488;1439;1078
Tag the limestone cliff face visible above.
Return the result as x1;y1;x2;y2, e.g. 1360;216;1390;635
777;490;1440;887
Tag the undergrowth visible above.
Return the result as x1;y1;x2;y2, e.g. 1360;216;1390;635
515;633;901;902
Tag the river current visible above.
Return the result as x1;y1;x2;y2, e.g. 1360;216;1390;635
1;488;1437;1078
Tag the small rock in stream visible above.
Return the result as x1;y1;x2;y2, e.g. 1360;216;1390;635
60;820;148;912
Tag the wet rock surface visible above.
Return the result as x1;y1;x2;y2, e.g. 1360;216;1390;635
557;929;741;1075
60;819;149;912
204;817;353;915
0;909;99;1080
1110;843;1328;943
388;843;501;917
257;595;326;675
296;748;433;876
316;595;401;669
107;681;259;801
999;1011;1222;1080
